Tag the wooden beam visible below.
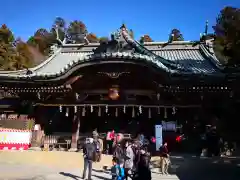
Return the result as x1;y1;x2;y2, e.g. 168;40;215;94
35;103;201;108
63;75;82;86
75;89;156;95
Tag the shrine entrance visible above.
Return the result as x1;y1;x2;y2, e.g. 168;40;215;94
34;61;205;150
79;105;159;136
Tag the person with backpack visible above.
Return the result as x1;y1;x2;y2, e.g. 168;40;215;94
82;137;96;180
113;143;124;163
111;157;125;180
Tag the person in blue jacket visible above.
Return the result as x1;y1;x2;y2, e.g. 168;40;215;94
111;157;125;180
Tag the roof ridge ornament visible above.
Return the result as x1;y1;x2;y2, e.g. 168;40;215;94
120;23;127;30
93;27;135;54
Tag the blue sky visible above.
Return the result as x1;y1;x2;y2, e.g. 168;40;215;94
1;0;239;41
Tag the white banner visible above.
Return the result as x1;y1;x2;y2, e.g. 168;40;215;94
155;125;163;151
0;131;31;144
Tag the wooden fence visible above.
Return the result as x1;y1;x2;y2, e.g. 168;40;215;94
40;132;132;151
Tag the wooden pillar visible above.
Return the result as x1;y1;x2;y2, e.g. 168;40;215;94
69;112;80;152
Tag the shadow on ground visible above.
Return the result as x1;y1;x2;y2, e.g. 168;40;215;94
59;155;240;180
59;169;111;180
151;155;240;180
59;172;81;180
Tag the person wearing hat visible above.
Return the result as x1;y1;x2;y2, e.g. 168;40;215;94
82;137;96;180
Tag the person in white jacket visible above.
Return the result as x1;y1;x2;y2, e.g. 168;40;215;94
124;141;134;180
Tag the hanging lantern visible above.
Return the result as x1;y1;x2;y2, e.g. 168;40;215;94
65;107;69;117
132;107;135;118
148;108;151;119
98;106;101;117
139;106;142;114
115;108;118;117
90;105;93;113
164;108;167;119
59;105;62;112
108;87;120;100
123;105;126;114
172;107;176;115
157;106;160;114
74;106;77;113
82;106;86;116
105;105;108;113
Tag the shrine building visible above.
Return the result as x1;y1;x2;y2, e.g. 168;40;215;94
0;24;239;149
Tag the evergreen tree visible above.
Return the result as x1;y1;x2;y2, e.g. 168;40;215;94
213;6;240;66
139;34;153;43
168;28;184;42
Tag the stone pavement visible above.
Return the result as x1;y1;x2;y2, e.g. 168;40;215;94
0;151;240;180
0;151;178;180
0;162;179;180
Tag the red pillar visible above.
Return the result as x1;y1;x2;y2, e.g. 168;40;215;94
69;113;80;151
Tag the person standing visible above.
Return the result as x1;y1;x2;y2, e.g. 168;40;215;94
111;157;125;180
113;143;124;163
135;146;151;180
159;142;170;175
93;136;103;162
124;141;134;180
82;138;96;180
92;128;99;138
106;130;115;154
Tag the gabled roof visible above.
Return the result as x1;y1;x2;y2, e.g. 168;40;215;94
0;26;224;81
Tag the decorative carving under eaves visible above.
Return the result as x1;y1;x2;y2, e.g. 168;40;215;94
0;90;18;98
98;72;130;79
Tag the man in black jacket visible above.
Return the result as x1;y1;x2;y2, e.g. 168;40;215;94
134;146;151;180
113;143;124;163
82;138;96;180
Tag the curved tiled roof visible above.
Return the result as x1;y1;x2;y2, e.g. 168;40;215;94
0;27;224;81
0;52;179;81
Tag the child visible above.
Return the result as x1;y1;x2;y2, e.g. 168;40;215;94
111;157;125;180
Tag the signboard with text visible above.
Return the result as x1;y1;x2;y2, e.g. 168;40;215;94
155;125;163;151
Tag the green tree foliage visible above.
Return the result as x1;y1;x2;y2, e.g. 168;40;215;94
0;25;34;70
27;28;53;55
0;24;14;43
15;39;33;69
27;18;90;57
27;17;66;56
213;6;240;66
86;33;99;43
99;36;109;43
139;34;153;43
51;17;66;41
67;20;88;43
168;28;184;42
